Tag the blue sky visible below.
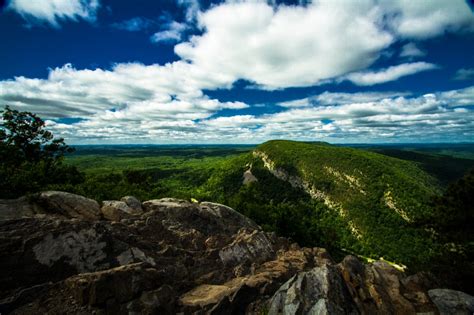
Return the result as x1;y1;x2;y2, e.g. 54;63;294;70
0;0;474;144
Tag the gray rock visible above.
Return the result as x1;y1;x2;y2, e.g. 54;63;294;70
0;196;45;220
268;264;357;315
429;289;474;315
32;228;108;273
142;199;259;235
120;196;142;212
101;200;140;221
37;191;100;220
199;201;260;231
219;229;275;266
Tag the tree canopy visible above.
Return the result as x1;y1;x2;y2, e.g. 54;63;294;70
0;106;83;198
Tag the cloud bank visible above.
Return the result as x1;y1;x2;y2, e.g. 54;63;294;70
1;0;474;143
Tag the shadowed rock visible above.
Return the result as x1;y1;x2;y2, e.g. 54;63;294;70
36;191;101;220
428;289;474;315
0;192;471;314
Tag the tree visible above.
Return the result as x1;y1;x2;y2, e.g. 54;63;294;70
0;106;83;198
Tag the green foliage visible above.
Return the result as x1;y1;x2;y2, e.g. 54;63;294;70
423;169;474;293
371;148;474;186
428;168;474;235
253;140;444;267
0;106;83;198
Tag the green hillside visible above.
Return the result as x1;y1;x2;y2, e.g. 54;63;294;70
200;140;445;270
256;140;440;223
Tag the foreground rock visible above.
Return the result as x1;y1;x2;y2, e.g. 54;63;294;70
428;289;474;315
0;192;472;314
101;200;142;221
36;191;101;220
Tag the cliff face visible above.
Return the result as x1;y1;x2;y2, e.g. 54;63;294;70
0;191;472;314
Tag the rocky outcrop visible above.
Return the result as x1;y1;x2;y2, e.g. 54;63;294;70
243;165;258;185
0;192;472;314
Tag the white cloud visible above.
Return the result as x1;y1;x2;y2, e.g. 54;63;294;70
8;0;100;27
0;63;247;123
151;21;188;43
278;91;412;108
175;1;394;90
439;86;474;107
201;89;474;143
149;0;200;44
178;0;200;23
399;43;426;58
453;68;474;81
12;84;473;144
2;0;474;143
345;62;438;86
385;0;474;39
172;0;474;90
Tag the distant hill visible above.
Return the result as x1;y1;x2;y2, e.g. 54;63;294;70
367;148;474;186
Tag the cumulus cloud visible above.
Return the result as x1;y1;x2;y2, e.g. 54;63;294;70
175;1;393;89
0;63;247;123
385;0;474;39
453;68;474;81
345;62;439;86
8;0;100;27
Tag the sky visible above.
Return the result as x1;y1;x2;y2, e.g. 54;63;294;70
0;0;474;144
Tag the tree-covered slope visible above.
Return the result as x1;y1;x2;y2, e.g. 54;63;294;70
256;140;440;221
184;142;438;270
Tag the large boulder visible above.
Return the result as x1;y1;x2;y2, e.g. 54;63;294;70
65;262;163;306
36;191;100;220
268;264;358;315
0;197;45;220
101;200;142;221
219;229;275;266
428;289;474;315
121;196;142;212
338;255;438;314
